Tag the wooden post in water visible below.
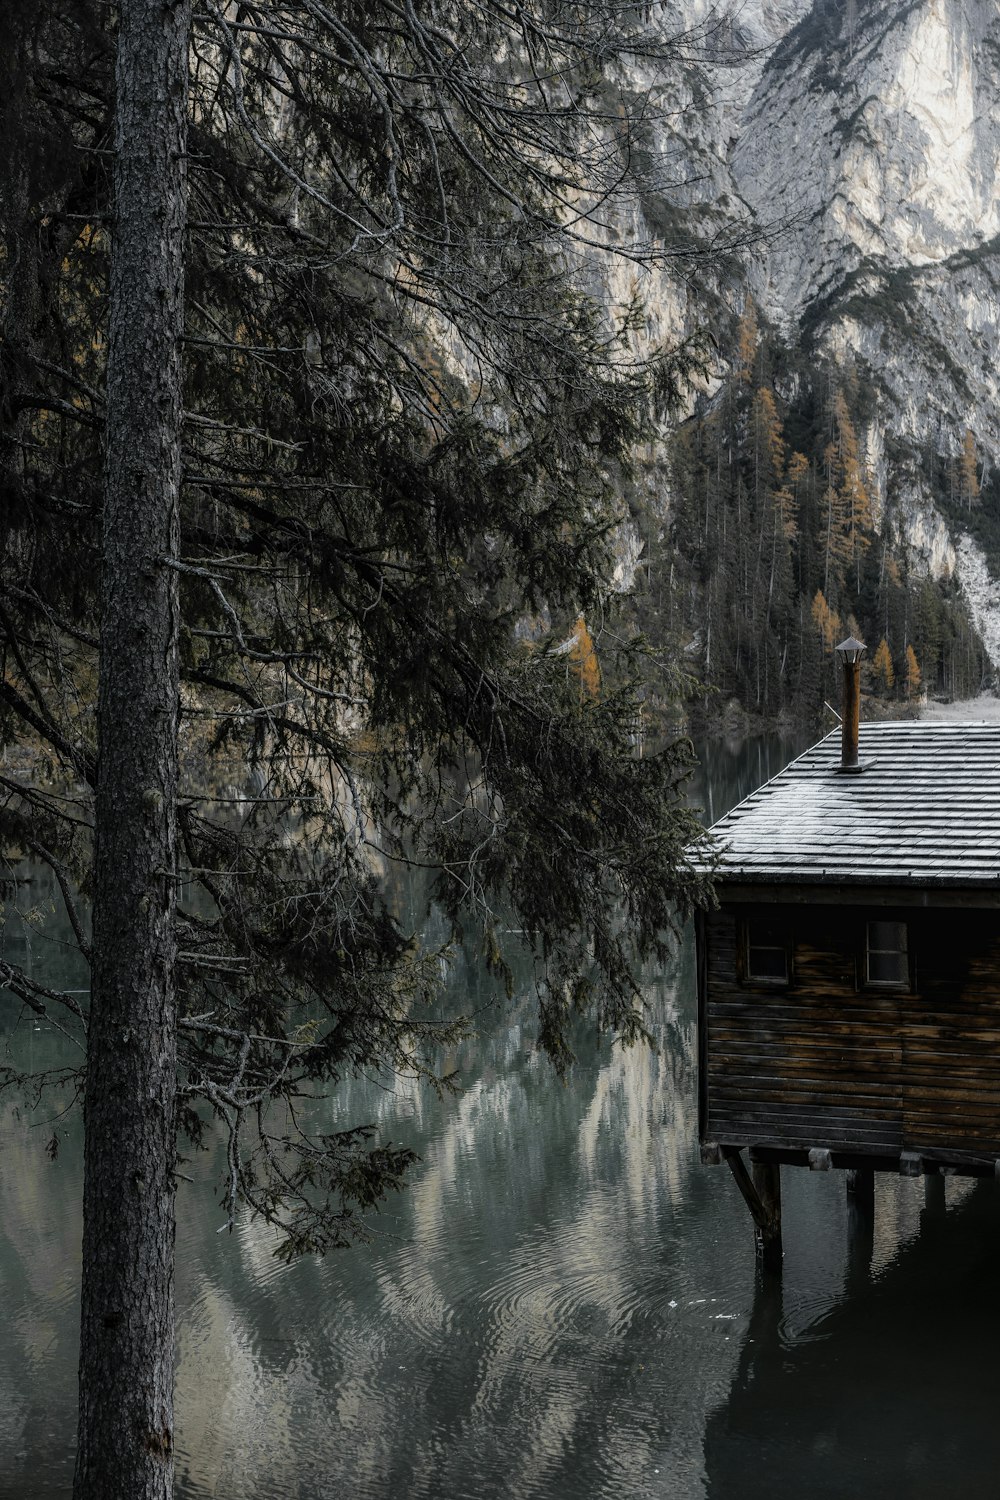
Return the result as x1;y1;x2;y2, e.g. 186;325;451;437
924;1171;946;1218
846;1167;875;1220
727;1150;782;1274
753;1161;782;1274
846;1168;874;1282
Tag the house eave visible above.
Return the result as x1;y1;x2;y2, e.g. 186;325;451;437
715;876;1000;908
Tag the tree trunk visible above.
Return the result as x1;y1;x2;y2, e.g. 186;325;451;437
0;17;42;489
75;2;190;1496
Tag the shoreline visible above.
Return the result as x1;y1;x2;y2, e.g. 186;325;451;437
682;689;1000;742
916;692;1000;723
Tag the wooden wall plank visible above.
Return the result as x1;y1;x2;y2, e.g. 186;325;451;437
702;902;1000;1166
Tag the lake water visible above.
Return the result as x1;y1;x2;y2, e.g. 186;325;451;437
4;732;1000;1498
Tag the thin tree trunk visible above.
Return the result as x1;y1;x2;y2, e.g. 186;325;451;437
0;20;41;497
75;2;190;1496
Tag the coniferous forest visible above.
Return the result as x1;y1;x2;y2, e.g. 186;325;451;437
625;305;989;730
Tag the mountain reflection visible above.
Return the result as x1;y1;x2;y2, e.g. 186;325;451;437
0;733;824;1500
169;940;723;1500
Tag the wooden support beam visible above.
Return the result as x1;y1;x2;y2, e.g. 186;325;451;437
808;1147;832;1172
726;1149;782;1274
753;1161;783;1275
743;1146;996;1178
924;1172;946;1217
899;1152;922;1178
846;1167;875;1221
845;1166;875;1284
700;1142;723;1166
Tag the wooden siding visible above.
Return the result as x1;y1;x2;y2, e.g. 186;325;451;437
702;903;1000;1167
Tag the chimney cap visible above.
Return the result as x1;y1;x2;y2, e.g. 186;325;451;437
835;636;866;665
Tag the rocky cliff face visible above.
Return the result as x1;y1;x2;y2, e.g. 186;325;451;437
650;0;1000;673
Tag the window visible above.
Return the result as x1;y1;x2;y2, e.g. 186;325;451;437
866;920;908;987
744;920;790;985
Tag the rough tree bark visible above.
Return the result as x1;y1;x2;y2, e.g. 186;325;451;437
74;2;190;1496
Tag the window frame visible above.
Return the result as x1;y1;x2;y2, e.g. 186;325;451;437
863;917;911;991
741;917;793;988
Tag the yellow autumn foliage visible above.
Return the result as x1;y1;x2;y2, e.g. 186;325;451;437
811;590;841;652
568;614;601;700
960;428;980;507
904;644;921;697
736;301;758;385
754;386;785;478
872;637;894;692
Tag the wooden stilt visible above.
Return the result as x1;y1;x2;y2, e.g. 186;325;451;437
924;1171;946;1217
753;1161;783;1275
845;1168;874;1284
846;1167;875;1220
726;1150;782;1274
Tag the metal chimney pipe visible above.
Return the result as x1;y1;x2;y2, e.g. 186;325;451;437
835;637;866;772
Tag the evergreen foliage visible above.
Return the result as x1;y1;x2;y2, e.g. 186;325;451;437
0;0;718;1264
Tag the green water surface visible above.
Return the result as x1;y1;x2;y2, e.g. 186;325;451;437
3;733;999;1500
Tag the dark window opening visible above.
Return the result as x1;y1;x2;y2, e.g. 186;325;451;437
866;919;908;987
745;921;790;985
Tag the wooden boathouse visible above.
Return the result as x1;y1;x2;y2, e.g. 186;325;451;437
697;641;1000;1269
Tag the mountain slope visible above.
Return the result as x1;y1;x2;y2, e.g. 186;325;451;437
628;0;1000;714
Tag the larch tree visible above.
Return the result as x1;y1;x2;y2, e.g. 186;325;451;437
781;450;809;544
871;637;895;694
959;428;980;509
735;299;758;386
905;643;922;699
752;385;784;502
567;614;602;701
811;590;841;654
0;2;719;1495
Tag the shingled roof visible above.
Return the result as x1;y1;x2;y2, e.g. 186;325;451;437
706;722;1000;890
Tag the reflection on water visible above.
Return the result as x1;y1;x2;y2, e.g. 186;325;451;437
687;732;817;830
4;732;1000;1498
706;1179;1000;1500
